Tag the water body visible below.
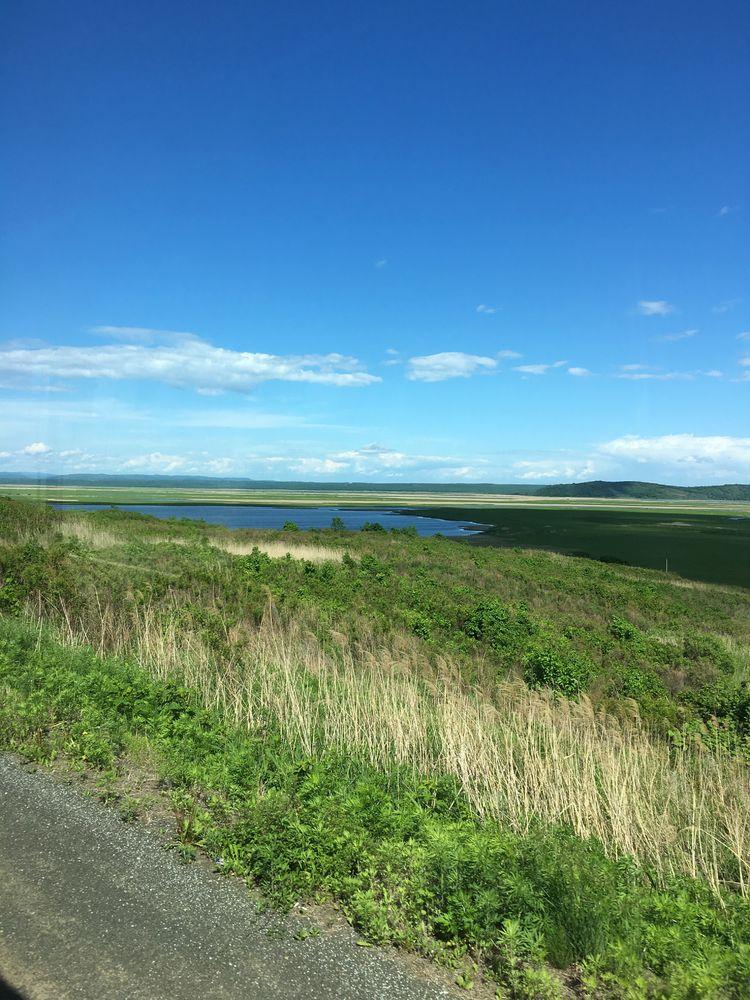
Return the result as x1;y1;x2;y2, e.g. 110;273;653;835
51;503;488;538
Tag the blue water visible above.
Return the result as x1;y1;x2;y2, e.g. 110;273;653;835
51;503;488;538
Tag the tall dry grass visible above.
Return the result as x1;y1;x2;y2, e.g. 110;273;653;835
209;538;345;562
54;519;344;563
55;520;122;549
38;595;750;898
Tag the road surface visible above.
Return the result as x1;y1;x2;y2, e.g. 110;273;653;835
0;754;462;1000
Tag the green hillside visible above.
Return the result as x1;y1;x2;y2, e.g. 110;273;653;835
538;480;750;501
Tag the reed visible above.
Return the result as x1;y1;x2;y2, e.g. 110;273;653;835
40;595;750;897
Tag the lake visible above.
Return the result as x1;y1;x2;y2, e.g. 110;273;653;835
51;503;488;537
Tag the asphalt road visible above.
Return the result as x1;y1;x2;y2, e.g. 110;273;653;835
0;755;460;1000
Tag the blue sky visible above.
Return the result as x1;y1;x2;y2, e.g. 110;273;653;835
1;0;748;484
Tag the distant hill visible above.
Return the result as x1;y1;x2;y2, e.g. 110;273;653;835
0;472;542;495
537;480;750;501
2;473;748;500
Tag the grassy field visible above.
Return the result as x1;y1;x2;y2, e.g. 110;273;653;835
2;483;748;588
419;507;750;590
2;482;750;515
2;497;750;996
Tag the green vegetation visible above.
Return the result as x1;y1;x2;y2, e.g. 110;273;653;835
1;496;750;996
416;506;750;588
3;473;749;502
537;482;750;501
3;479;749;518
0;472;542;494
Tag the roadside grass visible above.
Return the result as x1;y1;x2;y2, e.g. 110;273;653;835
2;616;750;998
3;498;750;996
35;598;750;897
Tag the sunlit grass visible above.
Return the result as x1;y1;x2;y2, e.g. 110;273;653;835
41;595;750;897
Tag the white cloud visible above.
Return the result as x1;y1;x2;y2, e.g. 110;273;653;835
599;434;750;474
718;205;739;217
702;370;724;378
100;451;237;475
90;326;191;343
441;466;479;478
172;409;306;430
0;332;381;393
617;371;693;381
713;299;741;314
122;452;187;473
334;445;408;469
736;331;750;341
514;365;548;376
637;300;675;316
513;459;596;481
375;259;388;268
333;444;433;471
289;457;348;475
22;441;51;454
287;443;481;479
567;367;591;377
0;381;72;393
497;349;522;359
616;364;694;381
513;360;567;376
476;304;497;314
204;458;236;474
656;328;698;343
406;352;497;382
0;438;472;480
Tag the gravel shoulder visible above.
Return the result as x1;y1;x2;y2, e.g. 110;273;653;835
0;753;469;1000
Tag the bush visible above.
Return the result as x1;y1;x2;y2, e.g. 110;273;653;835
618;666;667;700
683;677;750;737
524;645;592;698
683;631;734;673
462;599;534;655
609;615;641;643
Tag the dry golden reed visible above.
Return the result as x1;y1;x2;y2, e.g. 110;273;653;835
38;595;750;898
56;517;344;563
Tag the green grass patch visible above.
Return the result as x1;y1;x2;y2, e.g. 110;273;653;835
1;615;749;998
413;506;750;589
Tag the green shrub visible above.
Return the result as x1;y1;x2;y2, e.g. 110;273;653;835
609;615;641;643
618;666;667;700
462;599;535;657
523;645;592;698
683;631;734;673
0;572;23;613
